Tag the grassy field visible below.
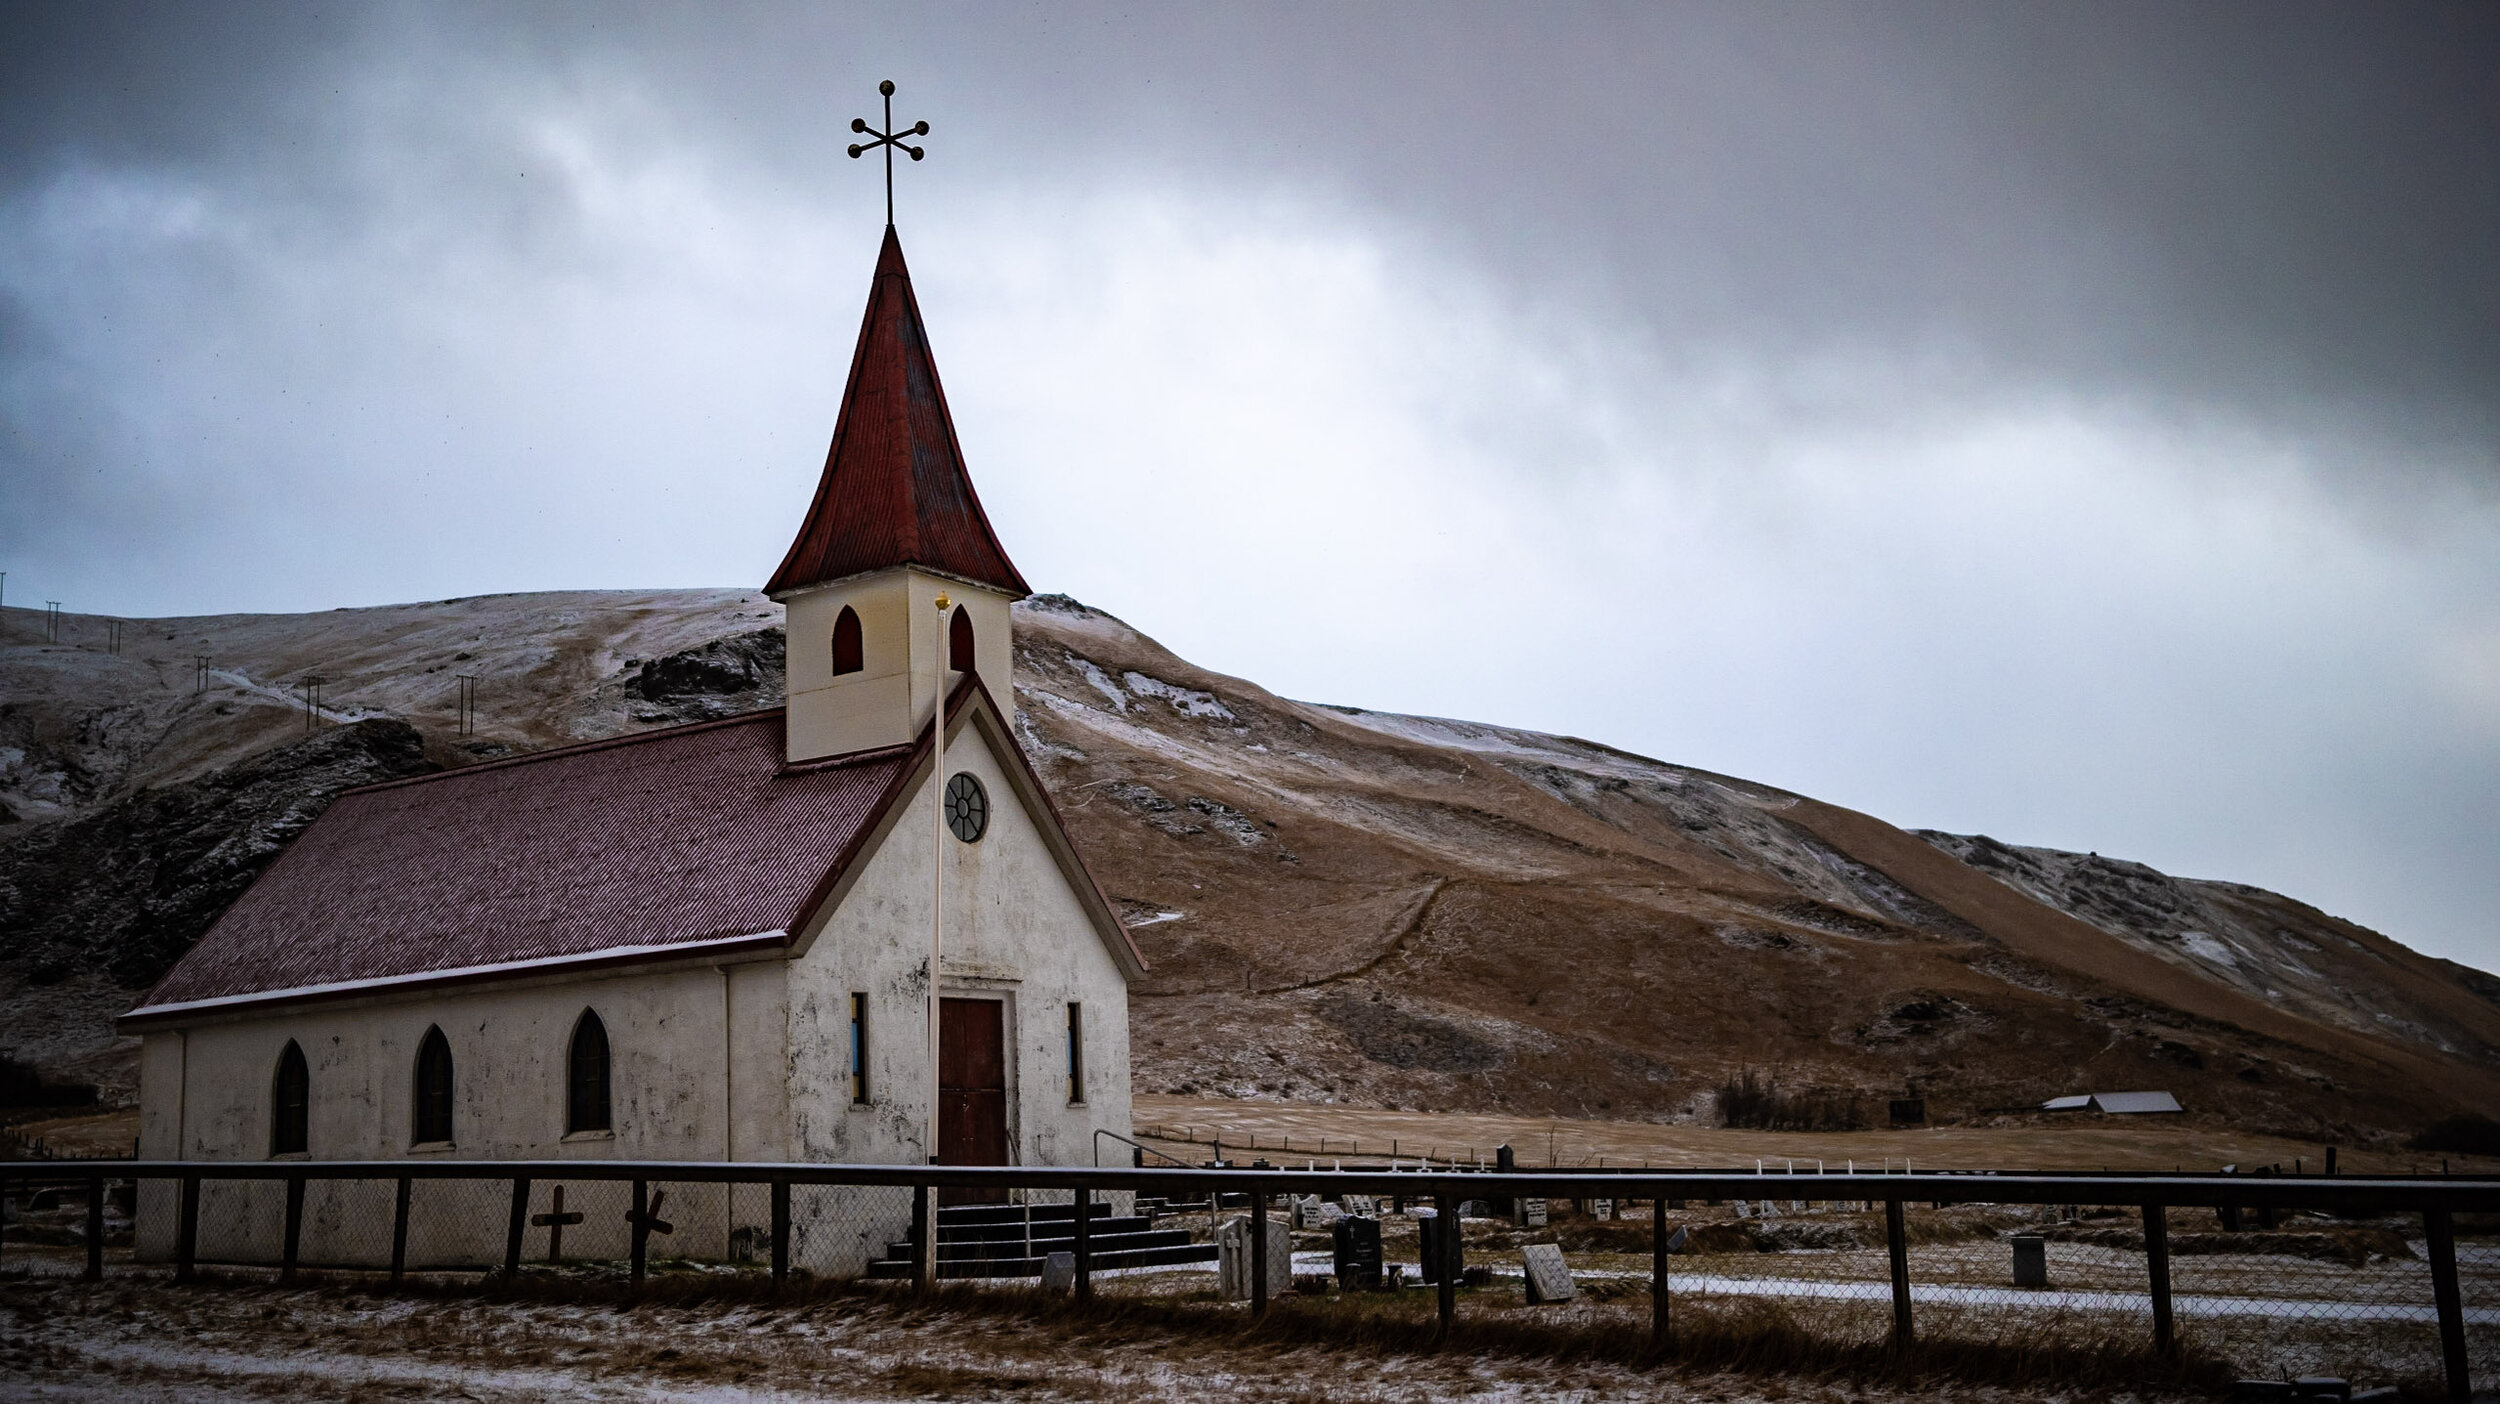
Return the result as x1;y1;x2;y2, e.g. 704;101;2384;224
1131;1095;2496;1175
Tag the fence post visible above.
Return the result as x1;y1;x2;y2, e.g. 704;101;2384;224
85;1175;104;1282
281;1175;306;1284
629;1179;649;1286
1651;1196;1671;1351
770;1179;790;1287
912;1183;932;1290
1250;1187;1269;1317
1434;1192;1456;1341
176;1174;201;1283
2426;1207;2470;1404
503;1178;530;1280
2142;1201;2174;1355
1884;1198;1912;1346
1074;1184;1093;1300
389;1177;411;1283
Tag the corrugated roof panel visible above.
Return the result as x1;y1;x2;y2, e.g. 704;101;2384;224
135;712;908;1009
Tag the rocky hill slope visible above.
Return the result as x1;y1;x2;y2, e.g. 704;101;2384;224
4;593;2494;1143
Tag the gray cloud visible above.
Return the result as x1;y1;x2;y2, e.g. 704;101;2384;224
1;2;2494;967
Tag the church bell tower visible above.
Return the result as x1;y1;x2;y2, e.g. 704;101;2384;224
767;228;1028;763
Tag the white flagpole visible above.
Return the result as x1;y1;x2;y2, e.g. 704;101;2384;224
924;587;951;1284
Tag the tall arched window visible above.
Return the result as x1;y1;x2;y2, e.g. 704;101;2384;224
832;605;864;676
413;1026;455;1145
949;606;976;672
271;1041;309;1155
567;1009;612;1134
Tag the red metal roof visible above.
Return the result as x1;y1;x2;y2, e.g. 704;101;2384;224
766;227;1030;599
131;713;912;1012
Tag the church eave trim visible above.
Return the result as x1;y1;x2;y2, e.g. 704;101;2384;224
115;930;790;1032
767;562;1034;606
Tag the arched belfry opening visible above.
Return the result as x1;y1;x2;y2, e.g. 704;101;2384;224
832;606;864;676
949;606;976;672
271;1041;309;1155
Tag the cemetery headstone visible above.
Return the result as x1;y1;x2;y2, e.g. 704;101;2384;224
1331;1215;1385;1290
1041;1250;1077;1291
1665;1224;1690;1254
1513;1197;1548;1228
1733;1200;1752;1219
1217;1215;1293;1301
1589;1197;1614;1220
1521;1242;1577;1303
2011;1234;2047;1288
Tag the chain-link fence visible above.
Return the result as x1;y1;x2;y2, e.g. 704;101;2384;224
2;1162;2488;1397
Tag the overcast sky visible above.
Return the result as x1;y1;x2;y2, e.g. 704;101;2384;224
3;3;2495;969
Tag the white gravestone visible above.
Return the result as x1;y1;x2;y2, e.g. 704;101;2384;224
1521;1243;1577;1304
1733;1200;1752;1219
1589;1198;1614;1220
1217;1215;1294;1301
1514;1197;1548;1228
1040;1251;1076;1291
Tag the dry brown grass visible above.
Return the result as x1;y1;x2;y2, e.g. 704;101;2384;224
285;1263;2232;1395
1134;1093;2500;1175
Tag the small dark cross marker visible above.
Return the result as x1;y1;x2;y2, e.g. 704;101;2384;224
626;1188;675;1237
532;1185;585;1262
848;79;929;227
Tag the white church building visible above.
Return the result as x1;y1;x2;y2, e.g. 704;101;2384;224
120;227;1145;1275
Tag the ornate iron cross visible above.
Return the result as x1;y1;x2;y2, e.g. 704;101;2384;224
849;79;929;227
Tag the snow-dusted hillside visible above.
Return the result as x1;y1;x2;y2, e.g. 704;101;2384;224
4;592;2495;1145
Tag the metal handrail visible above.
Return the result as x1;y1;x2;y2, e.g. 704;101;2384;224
1091;1127;1196;1168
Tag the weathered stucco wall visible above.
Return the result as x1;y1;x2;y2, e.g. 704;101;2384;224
783;711;1135;1275
133;960;790;1266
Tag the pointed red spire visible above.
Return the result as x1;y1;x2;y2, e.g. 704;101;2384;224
766;227;1030;598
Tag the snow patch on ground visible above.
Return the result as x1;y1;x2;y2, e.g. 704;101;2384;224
1066;654;1129;711
2179;931;2239;967
1122;671;1235;721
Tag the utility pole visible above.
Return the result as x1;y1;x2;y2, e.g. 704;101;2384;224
300;674;327;732
45;602;61;644
194;656;211;694
455;674;479;736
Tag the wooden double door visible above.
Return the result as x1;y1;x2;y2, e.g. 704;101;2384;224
937;997;1010;1205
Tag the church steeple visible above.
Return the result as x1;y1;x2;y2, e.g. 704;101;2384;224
767;227;1029;599
771;228;1024;763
